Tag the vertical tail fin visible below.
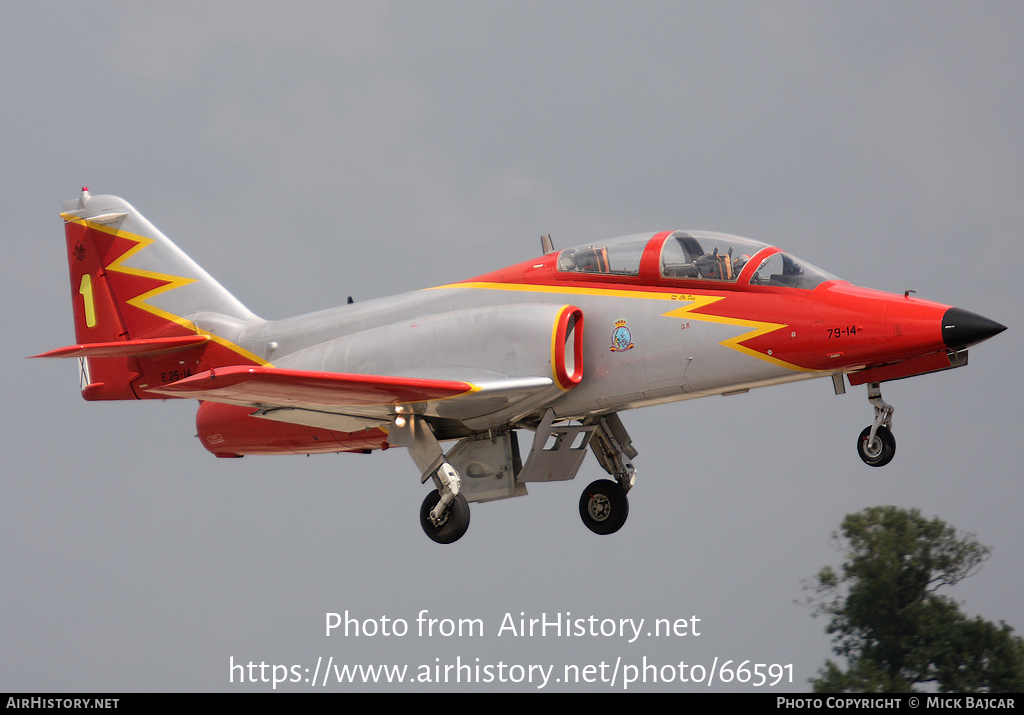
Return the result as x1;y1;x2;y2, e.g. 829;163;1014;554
40;189;267;400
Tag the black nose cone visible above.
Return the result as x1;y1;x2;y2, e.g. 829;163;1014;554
942;307;1007;350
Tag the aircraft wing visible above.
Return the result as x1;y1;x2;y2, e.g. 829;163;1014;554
145;366;557;426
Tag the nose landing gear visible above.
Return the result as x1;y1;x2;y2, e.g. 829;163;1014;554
858;382;896;467
858;424;896;466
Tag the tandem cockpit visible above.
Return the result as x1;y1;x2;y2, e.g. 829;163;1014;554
556;231;838;290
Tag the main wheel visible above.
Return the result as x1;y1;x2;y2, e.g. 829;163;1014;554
857;425;896;467
420;491;471;544
579;479;629;535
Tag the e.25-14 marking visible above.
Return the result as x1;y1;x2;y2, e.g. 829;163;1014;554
160;368;193;383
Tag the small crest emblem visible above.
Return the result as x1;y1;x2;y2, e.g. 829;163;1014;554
610;317;634;352
73;244;86;261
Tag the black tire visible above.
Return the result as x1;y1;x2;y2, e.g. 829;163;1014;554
420;491;471;544
857;425;896;467
579;479;629;535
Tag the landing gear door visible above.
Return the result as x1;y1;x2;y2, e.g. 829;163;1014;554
446;432;522;503
517;410;596;483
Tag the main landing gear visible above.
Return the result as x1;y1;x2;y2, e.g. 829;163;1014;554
395;410;640;543
579;415;637;535
579;479;629;535
420;488;471;544
388;414;473;544
857;382;896;467
418;460;471;544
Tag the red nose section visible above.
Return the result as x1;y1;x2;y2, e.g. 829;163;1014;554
835;296;1004;386
779;284;1004;375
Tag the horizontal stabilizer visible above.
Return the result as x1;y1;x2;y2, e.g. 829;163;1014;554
32;335;210;359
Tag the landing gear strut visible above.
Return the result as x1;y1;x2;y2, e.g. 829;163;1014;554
857;382;896;467
390;414;472;544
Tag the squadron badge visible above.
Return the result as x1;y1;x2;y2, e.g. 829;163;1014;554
610;317;635;352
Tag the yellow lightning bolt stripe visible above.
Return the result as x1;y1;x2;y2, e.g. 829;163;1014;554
661;296;815;372
438;281;817;373
61;213;272;367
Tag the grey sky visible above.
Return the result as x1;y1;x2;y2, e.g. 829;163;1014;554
2;1;1021;692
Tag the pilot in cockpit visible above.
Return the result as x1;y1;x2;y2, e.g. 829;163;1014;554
694;247;748;281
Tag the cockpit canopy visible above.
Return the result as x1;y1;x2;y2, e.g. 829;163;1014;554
556;230;837;289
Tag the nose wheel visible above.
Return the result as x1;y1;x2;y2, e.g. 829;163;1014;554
857;425;896;467
857;382;897;467
579;479;629;535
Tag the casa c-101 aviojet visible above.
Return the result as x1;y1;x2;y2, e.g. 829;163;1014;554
35;189;1006;544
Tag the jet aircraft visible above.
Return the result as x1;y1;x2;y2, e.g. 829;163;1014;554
36;189;1006;543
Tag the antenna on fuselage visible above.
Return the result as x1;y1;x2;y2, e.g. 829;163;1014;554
541;234;556;255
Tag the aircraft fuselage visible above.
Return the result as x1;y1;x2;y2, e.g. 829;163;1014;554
41;195;1006;542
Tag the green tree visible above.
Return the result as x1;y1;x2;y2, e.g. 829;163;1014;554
807;506;1024;693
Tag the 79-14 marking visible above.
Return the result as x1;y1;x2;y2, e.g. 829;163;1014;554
827;326;860;339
